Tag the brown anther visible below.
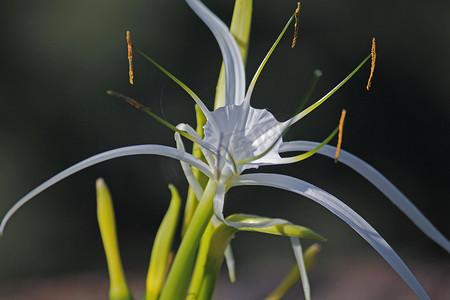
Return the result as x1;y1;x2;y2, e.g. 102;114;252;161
107;90;150;111
335;109;347;162
126;31;134;85
366;37;376;90
292;2;301;48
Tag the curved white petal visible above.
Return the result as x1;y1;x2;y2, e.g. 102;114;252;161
290;237;310;300
213;182;288;229
0;145;213;235
186;0;246;106
176;123;215;168
175;133;205;201
231;173;430;300
280;141;450;253
213;183;227;224
224;245;236;283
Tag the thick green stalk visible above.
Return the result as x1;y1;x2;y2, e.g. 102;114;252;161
187;222;215;299
197;226;236;300
159;180;217;300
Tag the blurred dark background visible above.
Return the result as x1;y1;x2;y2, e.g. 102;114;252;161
0;0;448;299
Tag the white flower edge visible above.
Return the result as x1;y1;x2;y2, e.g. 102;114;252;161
0;145;212;235
280;141;450;254
291;237;310;300
230;172;430;300
186;0;246;106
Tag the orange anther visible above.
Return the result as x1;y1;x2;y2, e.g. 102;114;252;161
126;31;134;85
292;2;301;48
366;37;376;90
335;109;347;162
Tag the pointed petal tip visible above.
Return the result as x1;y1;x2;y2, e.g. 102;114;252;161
0;220;6;237
0;211;10;236
96;177;105;188
310;243;322;252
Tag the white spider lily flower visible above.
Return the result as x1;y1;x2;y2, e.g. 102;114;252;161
184;1;450;299
1;1;449;299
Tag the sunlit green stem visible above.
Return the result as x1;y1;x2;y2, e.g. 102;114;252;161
275;127;339;164
133;47;212;119
159;180;217;300
245;13;295;103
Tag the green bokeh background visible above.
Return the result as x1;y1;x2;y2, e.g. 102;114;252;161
0;0;448;298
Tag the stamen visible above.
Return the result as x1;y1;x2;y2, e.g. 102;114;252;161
132;46;215;124
244;12;296;104
126;31;134;85
288;52;372;126
366;37;376;90
292;2;301;48
291;69;322;119
107;90;149;111
106;90;198;144
335;109;347;162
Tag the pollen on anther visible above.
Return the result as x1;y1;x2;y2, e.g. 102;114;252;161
335;109;347;162
126;31;134;85
366;37;376;90
292;2;301;48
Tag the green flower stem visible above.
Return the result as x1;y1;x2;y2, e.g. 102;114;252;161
197;225;237;300
187;222;215;299
159;179;217;300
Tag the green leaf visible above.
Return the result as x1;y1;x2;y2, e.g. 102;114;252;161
145;185;181;300
96;178;134;300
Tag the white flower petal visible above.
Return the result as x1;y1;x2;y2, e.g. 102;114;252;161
213;183;227;223
203;104;288;174
224;245;236;282
186;0;246;106
176;123;216;168
0;145;212;235
175;132;205;201
290;237;311;300
212;183;287;229
280;141;450;253
231;173;430;300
